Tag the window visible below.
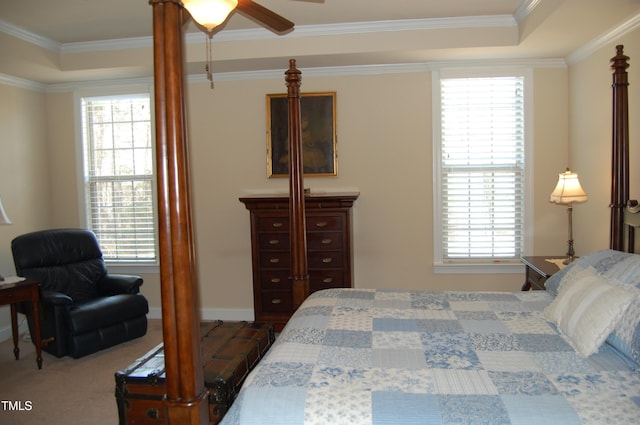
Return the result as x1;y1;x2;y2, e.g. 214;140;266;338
433;70;531;271
79;91;158;265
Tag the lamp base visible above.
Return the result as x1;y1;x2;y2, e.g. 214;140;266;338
563;234;576;266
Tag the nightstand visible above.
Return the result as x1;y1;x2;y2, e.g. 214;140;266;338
0;277;43;368
520;256;564;291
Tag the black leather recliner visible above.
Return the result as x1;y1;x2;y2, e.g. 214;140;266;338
11;228;149;358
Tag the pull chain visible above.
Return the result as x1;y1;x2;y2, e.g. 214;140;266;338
205;33;214;89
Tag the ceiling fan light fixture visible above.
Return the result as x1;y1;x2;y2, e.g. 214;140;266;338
182;0;238;32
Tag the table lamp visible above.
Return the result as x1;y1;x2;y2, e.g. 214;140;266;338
550;168;588;264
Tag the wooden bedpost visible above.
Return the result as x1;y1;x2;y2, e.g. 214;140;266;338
149;1;208;424
285;59;310;310
610;45;630;251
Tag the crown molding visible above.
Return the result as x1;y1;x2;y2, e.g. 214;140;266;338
427;58;566;70
2;15;518;54
0;73;46;92
61;36;151;53
566;11;640;64
0;19;61;51
514;0;543;23
44;76;153;93
188;58;565;85
3;57;567;92
210;15;517;42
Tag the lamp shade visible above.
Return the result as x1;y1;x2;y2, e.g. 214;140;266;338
182;0;238;32
549;168;588;204
0;196;11;224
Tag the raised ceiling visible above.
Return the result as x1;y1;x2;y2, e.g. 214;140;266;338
0;0;639;85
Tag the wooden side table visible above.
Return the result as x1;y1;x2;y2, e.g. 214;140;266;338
0;277;43;368
520;256;564;291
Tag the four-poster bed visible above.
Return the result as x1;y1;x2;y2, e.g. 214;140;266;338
148;0;638;420
217;46;640;424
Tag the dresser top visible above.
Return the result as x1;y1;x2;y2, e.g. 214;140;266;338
239;192;359;210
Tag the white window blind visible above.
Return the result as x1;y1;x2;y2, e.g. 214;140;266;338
438;76;525;261
81;94;157;263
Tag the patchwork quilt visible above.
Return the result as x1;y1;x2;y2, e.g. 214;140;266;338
221;288;640;425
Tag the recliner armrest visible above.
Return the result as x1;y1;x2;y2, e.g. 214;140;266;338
98;274;144;296
42;290;74;306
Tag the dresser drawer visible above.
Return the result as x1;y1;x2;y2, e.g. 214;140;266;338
308;251;344;268
261;230;343;250
310;270;345;292
306;215;343;232
259;215;343;232
0;286;32;304
307;231;342;250
260;291;293;314
259;270;291;290
257;216;289;231
259;252;290;268
258;233;290;250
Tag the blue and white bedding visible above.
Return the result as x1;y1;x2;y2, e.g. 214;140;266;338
222;251;640;425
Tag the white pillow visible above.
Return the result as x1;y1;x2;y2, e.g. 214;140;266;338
543;266;636;357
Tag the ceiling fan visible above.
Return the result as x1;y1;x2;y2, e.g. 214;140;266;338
237;0;294;33
182;0;321;87
184;0;323;35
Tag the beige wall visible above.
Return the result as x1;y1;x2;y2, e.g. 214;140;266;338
2;64;564;325
11;32;639;331
0;83;51;334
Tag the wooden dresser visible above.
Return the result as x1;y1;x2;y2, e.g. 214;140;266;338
239;192;358;330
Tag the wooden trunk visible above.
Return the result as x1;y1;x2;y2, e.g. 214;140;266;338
115;321;275;424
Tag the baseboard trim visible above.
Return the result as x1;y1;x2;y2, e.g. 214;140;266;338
0;318;29;342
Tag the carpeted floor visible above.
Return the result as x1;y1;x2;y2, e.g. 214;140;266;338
0;319;163;425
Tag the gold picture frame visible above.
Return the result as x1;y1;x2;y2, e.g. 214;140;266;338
266;91;337;178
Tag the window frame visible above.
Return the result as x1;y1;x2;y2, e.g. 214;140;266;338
432;68;533;274
74;84;159;274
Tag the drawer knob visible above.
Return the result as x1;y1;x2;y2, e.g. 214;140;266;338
270;258;280;263
316;221;328;228
269;239;279;245
272;222;283;228
271;298;282;304
323;277;333;283
147;408;160;419
271;278;281;283
321;238;332;244
322;258;332;263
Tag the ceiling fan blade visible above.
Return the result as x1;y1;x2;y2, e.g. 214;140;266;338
236;0;294;33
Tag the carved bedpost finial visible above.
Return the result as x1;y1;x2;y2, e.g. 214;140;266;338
611;45;630;75
285;59;302;95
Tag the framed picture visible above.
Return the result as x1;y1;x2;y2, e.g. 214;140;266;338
266;91;337;178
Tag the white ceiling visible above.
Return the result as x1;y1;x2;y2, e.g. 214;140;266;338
0;0;639;85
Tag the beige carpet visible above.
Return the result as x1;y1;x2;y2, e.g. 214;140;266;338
0;319;163;425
